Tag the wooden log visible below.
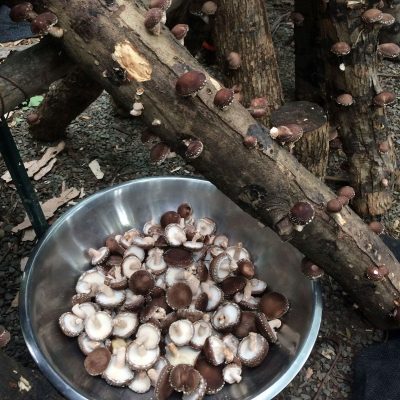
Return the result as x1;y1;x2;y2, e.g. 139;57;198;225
271;101;329;178
0;350;63;400
0;39;72;116
28;67;103;141
212;0;283;124
320;1;396;216
36;0;400;328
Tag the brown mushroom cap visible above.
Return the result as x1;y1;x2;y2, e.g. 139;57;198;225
232;311;257;339
171;23;189;41
259;292;290;319
368;221;385;235
185;139;204;160
30;12;58;34
129;270;155;295
237;259;255;279
270;124;303;144
214;88;235;110
373;91;396;107
163;248;193;268
166;282;193;309
150;0;172;10
289;201;315;230
366;265;388;281
160;210;181;228
84;347;112;376
155;365;175;400
150;143;171;164
195;358;224;394
301;258;324;279
144;8;163;33
361;8;383;23
337;186;355;200
221;276;247;297
326;198;343;213
176;71;207;97
177;203;193;219
377;43;400;59
255;313;281;343
238;332;269;367
336;93;354;106
226;51;241;69
380;13;395;25
10;2;35;22
170;364;201;394
337;195;349;206
330;42;351;56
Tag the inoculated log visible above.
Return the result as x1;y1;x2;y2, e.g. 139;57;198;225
320;1;397;216
28;68;103;141
213;0;283;124
23;0;400;329
0;39;72;116
271;101;329;178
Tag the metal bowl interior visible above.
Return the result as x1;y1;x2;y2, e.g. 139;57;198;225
20;177;321;400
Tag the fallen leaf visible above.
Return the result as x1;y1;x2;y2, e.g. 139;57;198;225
33;158;57;180
2;160;36;183
89;160;104;180
27;95;44;107
12;187;80;232
22;229;36;242
305;367;313;381
20;257;28;271
170;166;181;173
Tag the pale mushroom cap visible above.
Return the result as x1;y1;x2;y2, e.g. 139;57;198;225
128;371;151;393
112;312;139;338
102;347;134;386
165;344;200;366
136;322;161;349
85;311;113;341
169;319;194;346
59;312;84;337
126;341;160;370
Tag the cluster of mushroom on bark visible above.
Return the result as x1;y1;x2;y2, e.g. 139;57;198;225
59;203;293;398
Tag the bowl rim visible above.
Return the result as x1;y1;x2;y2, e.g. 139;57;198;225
20;176;322;400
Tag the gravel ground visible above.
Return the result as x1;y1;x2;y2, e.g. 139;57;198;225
0;2;399;400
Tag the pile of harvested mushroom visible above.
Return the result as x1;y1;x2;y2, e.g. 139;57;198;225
58;203;289;398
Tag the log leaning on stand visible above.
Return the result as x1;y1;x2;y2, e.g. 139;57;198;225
12;0;400;329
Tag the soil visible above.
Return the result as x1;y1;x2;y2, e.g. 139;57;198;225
0;1;399;399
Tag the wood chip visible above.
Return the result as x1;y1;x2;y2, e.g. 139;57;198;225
305;367;313;381
12;187;80;232
89;160;104;179
20;257;29;272
22;230;36;242
33;158;57;181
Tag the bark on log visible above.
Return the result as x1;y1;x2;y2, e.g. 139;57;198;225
271;101;329;179
0;350;63;400
28;67;103;141
39;0;400;328
212;0;283;124
0;39;72;116
320;1;396;216
294;0;325;103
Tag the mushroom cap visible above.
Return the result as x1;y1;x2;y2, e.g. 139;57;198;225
238;332;269;367
220;276;247;296
194;292;209;311
259;292;290;319
150;142;171;164
211;302;241;332
194;358;224;394
213;88;235;110
177;203;193;219
84;347;111;376
202;1;218;15
330;42;351;56
169;319;194;346
203;336;226;365
160;312;179;333
176;308;204;323
129;371;152;394
289;201;315;227
105;236;125;256
301;258;324;279
368;221;385;235
326;198;343;213
380;13;395;25
373;91;396;107
176;71;207;97
165;344;201;366
232;310;257;339
164;223;187;246
201;282;223;311
112;312;139;338
195;217;216;236
166;282;193;309
255;313;281;343
336;93;354;106
226;52;241;69
337;185;355;199
129;269;155;295
378;141;390;154
30;12;58;34
102;347;134;386
126;341;160;370
78;333;103;355
190;320;213;349
144;7;163;30
9;2;34;22
59;312;85;337
223;363;242;384
243;135;258;148
171;24;189;40
366;265;386;281
377;43;400;59
88;247;110;265
160;210;181;228
85;311;113;341
270;124;303;144
95;286;126;308
136;322;162;349
155;365;175;400
361;8;383;23
123;290;145;312
76;268;105;295
237;259;255;279
150;0;172;10
164;248;193;268
169;364;201;394
185;140;204;160
222;334;240;356
234;291;260;311
249;278;267;295
210;253;236;282
182;375;207;400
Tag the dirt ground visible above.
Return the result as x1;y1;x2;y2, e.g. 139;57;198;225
0;2;399;400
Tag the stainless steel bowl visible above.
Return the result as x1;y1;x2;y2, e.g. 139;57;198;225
20;177;322;400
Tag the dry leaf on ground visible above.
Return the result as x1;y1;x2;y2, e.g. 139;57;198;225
89;160;104;179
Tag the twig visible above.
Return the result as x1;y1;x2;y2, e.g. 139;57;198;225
312;336;343;400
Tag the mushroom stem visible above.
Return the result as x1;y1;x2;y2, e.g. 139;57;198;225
167;342;179;357
197;324;207;336
231;370;242;383
243;281;253;301
72;304;87;320
74;317;83;325
223;347;234;363
99;284;114;297
116;346;126;368
233;242;243;261
192;232;202;243
114;266;122;280
147;368;158;386
180;218;185;228
248;332;258;352
113;318;127;329
269;319;282;330
332;212;346;226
